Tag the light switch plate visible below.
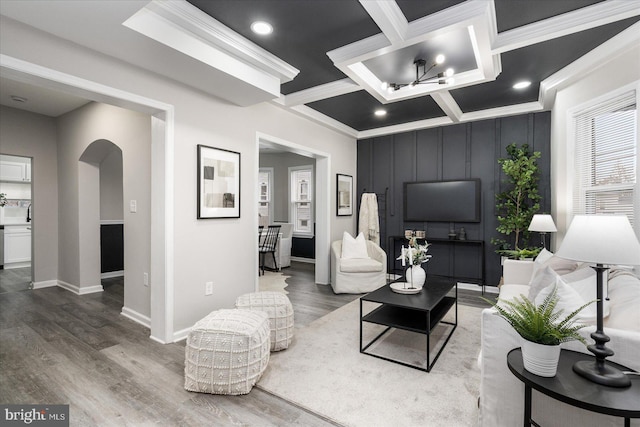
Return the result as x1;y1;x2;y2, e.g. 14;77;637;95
129;200;137;213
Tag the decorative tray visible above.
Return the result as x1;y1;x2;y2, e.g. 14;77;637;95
390;282;422;294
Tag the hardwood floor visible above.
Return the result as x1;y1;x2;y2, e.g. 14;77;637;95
0;262;491;426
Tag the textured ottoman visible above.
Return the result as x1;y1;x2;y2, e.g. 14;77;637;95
184;309;270;395
235;291;294;351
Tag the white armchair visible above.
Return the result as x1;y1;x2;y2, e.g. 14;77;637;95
330;240;387;294
264;223;293;270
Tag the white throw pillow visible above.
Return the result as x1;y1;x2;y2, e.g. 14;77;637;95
531;248;554;276
567;274;609;322
535;276;590;323
341;232;369;259
527;266;559;301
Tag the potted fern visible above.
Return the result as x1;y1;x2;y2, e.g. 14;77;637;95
484;286;591;377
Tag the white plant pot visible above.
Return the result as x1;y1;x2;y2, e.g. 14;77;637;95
405;265;426;288
521;338;561;377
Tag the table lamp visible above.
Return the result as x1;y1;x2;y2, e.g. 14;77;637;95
528;214;557;249
556;215;640;387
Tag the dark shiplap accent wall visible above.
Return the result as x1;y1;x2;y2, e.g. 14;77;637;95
100;224;124;273
357;112;551;288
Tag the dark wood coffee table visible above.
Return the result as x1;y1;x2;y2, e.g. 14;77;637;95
359;276;457;372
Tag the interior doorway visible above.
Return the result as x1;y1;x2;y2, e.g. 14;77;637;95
0;154;33;293
257;133;331;286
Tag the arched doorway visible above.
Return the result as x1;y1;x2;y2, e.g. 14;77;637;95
78;139;124;293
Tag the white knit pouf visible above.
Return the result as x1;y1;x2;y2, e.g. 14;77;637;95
184;309;270;395
235;291;294;351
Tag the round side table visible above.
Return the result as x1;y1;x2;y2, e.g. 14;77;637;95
507;348;640;427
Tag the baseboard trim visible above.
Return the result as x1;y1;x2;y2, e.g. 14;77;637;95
101;270;124;279
458;282;499;294
32;280;58;289
3;262;31;269
172;327;191;343
57;280;104;295
291;256;315;264
121;307;151;329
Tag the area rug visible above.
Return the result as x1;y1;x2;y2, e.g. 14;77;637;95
258;271;291;294
257;299;483;427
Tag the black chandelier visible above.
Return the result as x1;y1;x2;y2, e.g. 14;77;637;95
382;55;454;93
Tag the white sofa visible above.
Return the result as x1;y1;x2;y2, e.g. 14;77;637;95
330;239;387;294
479;258;640;426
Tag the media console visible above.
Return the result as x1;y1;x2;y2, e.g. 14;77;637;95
389;235;485;292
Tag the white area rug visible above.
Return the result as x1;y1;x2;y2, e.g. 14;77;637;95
257;298;483;427
258;271;291;294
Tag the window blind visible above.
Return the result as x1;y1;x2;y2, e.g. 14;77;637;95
573;90;637;225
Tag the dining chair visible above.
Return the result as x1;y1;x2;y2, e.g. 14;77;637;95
259;225;281;275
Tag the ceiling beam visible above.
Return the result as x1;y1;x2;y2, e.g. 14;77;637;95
359;0;408;44
283;79;361;107
492;0;640;54
431;92;463;123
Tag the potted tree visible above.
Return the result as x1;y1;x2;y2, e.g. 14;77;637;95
492;143;542;260
484;286;591;377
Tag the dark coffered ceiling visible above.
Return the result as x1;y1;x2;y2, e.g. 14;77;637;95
188;0;638;135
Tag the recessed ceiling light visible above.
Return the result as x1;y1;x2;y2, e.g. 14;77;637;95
251;21;273;35
374;109;387;117
513;81;531;90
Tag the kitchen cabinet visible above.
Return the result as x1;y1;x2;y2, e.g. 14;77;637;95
0;161;31;182
4;226;31;265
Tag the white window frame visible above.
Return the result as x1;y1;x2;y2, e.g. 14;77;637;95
289;165;314;238
567;83;639;234
258;167;274;225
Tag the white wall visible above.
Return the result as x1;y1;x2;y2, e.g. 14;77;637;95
100;148;123;221
0;106;58;285
550;46;640;248
0;16;357;336
57;102;151;318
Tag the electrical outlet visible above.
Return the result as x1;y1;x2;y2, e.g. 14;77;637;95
143;272;149;287
205;281;213;295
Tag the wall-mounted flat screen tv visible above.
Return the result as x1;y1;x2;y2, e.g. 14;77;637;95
403;179;481;223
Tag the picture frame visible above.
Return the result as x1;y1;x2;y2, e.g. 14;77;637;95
336;173;353;216
197;144;240;219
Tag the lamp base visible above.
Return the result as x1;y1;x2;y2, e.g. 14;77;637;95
573;360;631;388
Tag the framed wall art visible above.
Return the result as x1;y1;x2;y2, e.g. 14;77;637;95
336;173;353;216
197;144;240;219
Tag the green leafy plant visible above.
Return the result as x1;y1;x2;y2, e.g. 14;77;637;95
483;286;591;346
498;247;542;260
492;143;542;257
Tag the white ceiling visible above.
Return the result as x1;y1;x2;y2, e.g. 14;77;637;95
0;76;90;117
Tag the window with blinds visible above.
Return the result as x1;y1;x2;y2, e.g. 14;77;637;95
572;90;637;225
290;166;313;236
258;168;272;226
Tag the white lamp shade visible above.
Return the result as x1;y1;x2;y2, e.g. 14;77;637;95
528;214;557;232
556;215;640;266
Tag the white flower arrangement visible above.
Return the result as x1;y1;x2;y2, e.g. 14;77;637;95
397;237;432;266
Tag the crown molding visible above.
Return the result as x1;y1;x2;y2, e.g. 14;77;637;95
359;0;408;44
538;21;640;110
283;79;361;107
460;101;544;123
126;0;299;82
357;116;453;139
269;100;358;138
492;0;640;54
